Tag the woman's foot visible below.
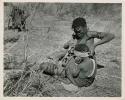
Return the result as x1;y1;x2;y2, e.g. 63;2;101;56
61;82;79;92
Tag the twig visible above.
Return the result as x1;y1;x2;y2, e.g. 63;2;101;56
23;3;40;62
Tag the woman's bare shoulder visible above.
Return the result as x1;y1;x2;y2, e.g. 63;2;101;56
87;31;98;38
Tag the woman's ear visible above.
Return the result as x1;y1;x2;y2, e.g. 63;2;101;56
72;33;76;39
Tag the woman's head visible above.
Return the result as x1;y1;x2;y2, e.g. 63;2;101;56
72;17;88;39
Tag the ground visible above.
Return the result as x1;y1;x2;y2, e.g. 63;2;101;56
4;6;121;97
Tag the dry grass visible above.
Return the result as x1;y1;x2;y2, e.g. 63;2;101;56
4;3;121;97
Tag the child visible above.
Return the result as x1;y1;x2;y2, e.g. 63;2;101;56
65;44;96;87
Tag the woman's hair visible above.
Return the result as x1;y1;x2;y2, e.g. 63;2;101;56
74;44;89;52
72;17;87;29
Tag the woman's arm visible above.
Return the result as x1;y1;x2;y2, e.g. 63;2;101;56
94;32;115;47
89;31;115;47
63;38;76;49
88;31;115;56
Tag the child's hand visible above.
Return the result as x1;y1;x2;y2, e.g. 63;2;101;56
75;57;82;64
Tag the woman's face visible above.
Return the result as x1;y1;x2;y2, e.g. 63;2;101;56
73;26;87;39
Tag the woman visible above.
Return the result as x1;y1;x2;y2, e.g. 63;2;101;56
39;17;115;90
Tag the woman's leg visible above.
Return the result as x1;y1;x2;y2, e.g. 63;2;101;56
39;62;66;77
47;50;67;62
